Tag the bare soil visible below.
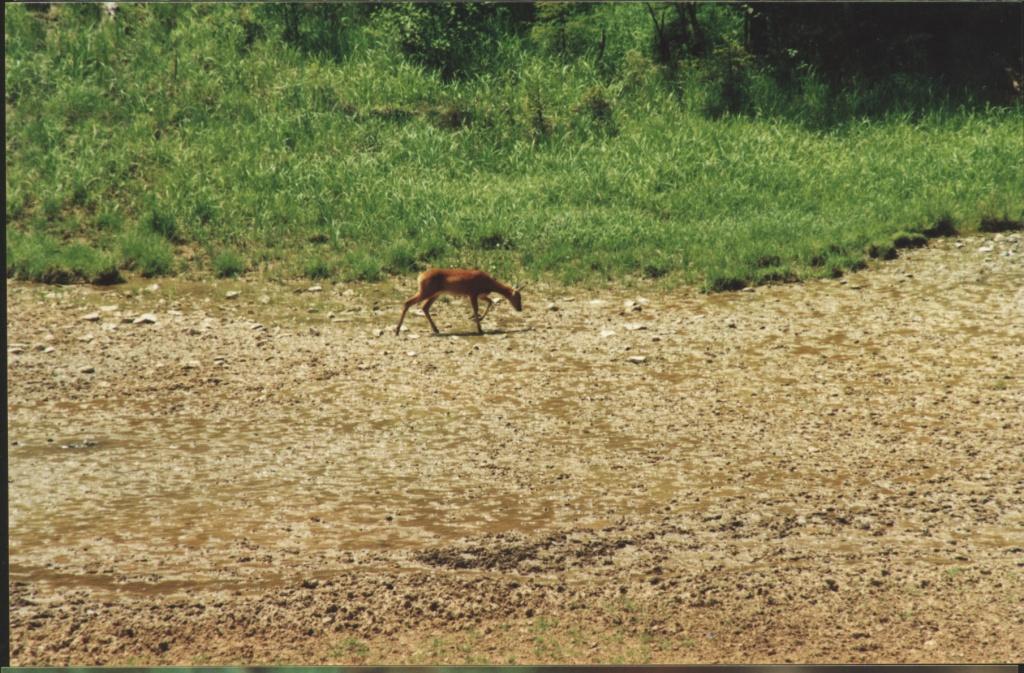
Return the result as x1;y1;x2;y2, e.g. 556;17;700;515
7;235;1024;665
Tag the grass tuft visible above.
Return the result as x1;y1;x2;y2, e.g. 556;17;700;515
7;230;123;285
212;249;247;278
119;229;176;277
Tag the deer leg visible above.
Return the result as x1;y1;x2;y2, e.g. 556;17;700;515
478;295;495;322
395;293;423;335
470;295;484;334
422;294;440;334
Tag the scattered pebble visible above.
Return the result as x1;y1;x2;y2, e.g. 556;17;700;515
407;351;417;357
624;322;647;331
133;314;157;325
307;285;323;293
9;347;25;355
258;294;271;304
80;365;95;374
82;313;101;322
627;355;647;364
547;303;559;311
183;360;201;369
225;291;241;300
600;329;616;338
977;246;994;253
144;283;160;293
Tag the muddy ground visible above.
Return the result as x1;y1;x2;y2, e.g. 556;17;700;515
7;234;1024;665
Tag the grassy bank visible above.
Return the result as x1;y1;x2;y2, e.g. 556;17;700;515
6;4;1023;289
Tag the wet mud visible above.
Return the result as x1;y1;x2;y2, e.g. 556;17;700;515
7;235;1024;664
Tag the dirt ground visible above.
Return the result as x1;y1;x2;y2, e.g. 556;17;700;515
7;234;1024;665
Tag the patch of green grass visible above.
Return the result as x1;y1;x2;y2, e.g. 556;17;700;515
302;254;338;280
341;250;383;282
328;637;370;662
118;228;175;277
4;4;1023;290
6;230;122;284
212;248;247;277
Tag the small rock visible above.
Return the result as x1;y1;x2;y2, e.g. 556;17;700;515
258;294;271;304
725;319;737;329
307;285;323;293
977;246;994;253
589;299;607;306
43;346;55;354
9;347;25;355
547;303;559;311
133;313;157;325
627;355;647;364
374;328;384;337
600;329;616;338
78;334;94;343
624;322;647;331
251;323;264;331
407;351;417;357
651;335;662;342
342;288;355;297
80;366;95;374
99;305;118;313
741;286;755;292
182;360;201;369
954;241;965;248
144;283;160;293
82;312;101;322
225;290;241;300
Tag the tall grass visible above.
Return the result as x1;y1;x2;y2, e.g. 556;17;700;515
5;4;1022;288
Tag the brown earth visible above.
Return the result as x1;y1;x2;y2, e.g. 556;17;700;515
7;234;1024;665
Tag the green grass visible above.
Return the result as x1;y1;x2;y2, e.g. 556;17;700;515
6;229;122;285
118;228;176;277
212;248;247;277
5;4;1023;288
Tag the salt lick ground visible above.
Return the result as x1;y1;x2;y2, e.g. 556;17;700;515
7;234;1024;664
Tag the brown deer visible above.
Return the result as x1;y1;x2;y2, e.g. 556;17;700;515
395;268;525;335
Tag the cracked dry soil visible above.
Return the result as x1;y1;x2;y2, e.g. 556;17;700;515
7;235;1024;665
